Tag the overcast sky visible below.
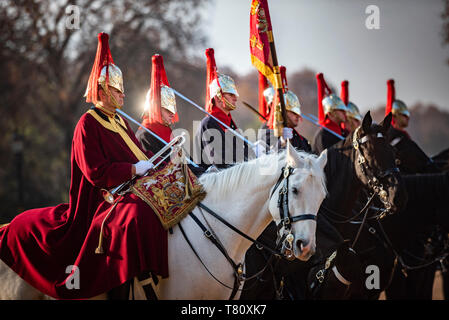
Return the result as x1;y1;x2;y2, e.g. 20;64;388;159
197;0;449;113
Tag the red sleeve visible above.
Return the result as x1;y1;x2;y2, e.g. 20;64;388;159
73;114;133;189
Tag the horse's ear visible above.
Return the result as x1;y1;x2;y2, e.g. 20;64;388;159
286;140;302;168
362;111;372;133
317;149;328;170
380;112;392;132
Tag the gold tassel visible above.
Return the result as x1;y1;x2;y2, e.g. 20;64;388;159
182;162;194;201
95;196;122;254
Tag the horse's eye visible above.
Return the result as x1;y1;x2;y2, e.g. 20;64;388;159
292;187;299;195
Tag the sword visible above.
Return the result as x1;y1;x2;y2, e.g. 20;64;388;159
240;101;344;140
115;109;199;168
242;101;268;121
301;113;345;140
171;88;256;148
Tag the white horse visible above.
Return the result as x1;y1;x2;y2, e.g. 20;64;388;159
0;143;327;299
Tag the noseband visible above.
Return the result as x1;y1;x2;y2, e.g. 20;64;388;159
270;166;317;260
353;127;400;218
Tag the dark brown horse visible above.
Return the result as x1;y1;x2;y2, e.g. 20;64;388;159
240;112;408;300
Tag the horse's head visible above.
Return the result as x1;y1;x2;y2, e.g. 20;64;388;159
351;112;408;215
269;142;327;261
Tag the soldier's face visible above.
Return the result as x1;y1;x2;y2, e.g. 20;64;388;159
214;93;237;113
161;108;175;126
99;86;125;109
287;110;301;127
348;117;361;132
329;109;346;124
394;114;409;129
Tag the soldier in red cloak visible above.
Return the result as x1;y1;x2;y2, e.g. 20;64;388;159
0;33;168;299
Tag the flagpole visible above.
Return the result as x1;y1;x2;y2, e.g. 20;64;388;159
266;37;288;138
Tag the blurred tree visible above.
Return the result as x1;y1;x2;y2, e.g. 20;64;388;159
443;0;449;64
0;0;207;221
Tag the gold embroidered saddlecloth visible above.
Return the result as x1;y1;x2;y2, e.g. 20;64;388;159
131;161;206;230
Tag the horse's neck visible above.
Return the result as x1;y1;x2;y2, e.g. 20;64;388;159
199;163;282;262
324;147;361;216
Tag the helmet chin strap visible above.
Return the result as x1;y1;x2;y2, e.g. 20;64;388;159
217;91;237;111
100;83;123;111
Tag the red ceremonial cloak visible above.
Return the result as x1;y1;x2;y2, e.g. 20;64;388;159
0;109;168;299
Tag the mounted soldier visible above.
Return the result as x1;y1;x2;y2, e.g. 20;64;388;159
340;80;362;134
136;54;179;156
311;73;348;155
194;48;254;171
260;66;311;153
384;79;438;174
135;54;204;177
0;33;171;299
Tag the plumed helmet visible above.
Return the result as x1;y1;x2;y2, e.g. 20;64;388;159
84;32;124;105
392;100;410;117
205;48;239;113
346;101;362;121
143;54;178;124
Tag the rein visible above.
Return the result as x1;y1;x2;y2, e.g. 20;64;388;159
321;128;399;248
178;165;317;299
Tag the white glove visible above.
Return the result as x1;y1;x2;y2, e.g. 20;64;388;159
134;160;154;176
283;127;293;140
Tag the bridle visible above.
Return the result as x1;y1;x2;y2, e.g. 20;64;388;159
352;127;400;218
270;165;317;261
177;163;317;299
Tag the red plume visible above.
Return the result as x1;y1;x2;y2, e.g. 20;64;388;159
280;66;288;93
144;54;178;124
316;73;332;124
386;79;395;116
85;33;114;105
205;48;219;113
341;80;349;105
258;72;270;122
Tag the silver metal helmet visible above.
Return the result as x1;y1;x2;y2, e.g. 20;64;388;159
98;64;124;94
322;94;348;115
392;100;410;117
346;101;362;121
263;86;275;105
160;85;177;114
284;91;302;116
209;73;239;100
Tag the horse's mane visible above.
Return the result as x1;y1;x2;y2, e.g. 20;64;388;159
198;149;325;198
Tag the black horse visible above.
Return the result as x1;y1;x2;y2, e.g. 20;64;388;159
316;134;449;299
240;112;408;300
380;134;449;299
382;172;449;299
319;171;449;300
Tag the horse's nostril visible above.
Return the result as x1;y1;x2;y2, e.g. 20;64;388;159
296;239;307;250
